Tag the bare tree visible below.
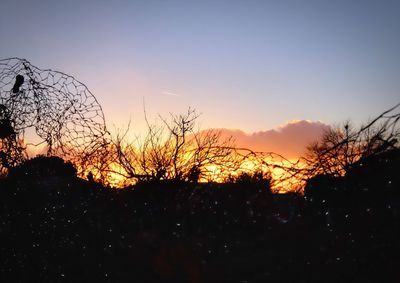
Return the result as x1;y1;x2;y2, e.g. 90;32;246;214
109;108;240;185
303;103;400;178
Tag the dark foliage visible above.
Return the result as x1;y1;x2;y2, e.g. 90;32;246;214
0;151;399;283
8;155;77;181
305;148;400;199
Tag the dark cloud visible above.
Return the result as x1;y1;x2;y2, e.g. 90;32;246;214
208;120;330;159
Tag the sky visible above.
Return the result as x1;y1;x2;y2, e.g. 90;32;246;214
1;0;399;153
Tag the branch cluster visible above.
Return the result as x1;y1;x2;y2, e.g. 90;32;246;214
303;103;400;178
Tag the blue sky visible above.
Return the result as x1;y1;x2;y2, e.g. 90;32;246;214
1;0;399;134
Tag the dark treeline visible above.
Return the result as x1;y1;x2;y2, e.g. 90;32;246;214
1;60;399;282
0;148;399;282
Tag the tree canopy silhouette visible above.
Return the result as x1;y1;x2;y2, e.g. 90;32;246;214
303;103;400;178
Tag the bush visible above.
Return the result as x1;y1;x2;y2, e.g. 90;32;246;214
8;155;77;181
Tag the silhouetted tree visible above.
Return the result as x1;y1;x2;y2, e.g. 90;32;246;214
109;108;238;185
303;103;400;178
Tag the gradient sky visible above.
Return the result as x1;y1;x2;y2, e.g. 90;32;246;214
1;0;399;136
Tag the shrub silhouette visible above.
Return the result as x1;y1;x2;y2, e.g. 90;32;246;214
304;147;400;230
345;148;400;193
8;155;77;181
305;148;400;198
233;170;272;187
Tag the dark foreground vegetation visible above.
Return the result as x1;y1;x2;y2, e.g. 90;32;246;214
0;150;399;283
1;60;399;282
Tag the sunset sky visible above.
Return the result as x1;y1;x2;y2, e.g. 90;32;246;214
1;0;399;156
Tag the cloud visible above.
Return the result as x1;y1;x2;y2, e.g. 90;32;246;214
162;91;180;97
206;120;330;159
